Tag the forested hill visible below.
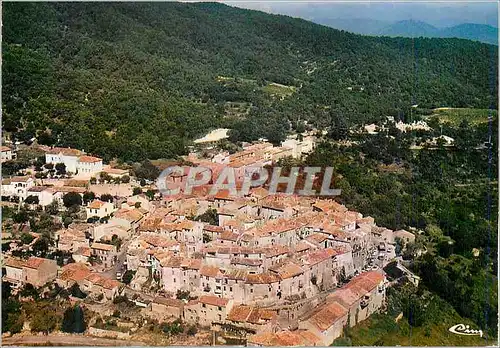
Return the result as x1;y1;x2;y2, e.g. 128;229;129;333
3;2;498;161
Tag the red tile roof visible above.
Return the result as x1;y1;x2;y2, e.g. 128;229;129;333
300;248;338;266
78;155;102;163
199;295;230;307
85;273;121;290
248;330;321;346
88;200;106;209
228;305;277;324
59;263;91;282
24;257;52;269
269;262;304;279
345;271;385;293
308;302;348;331
91;242;115;252
4;258;26;269
200;265;222;278
153;296;184;307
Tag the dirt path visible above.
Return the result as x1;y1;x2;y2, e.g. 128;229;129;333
2;334;147;346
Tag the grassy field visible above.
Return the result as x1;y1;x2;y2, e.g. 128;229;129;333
332;312;494;346
261;82;296;97
427;108;497;126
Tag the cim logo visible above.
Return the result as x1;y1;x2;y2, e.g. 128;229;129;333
448;324;483;337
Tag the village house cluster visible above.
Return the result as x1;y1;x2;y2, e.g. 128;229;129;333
1;142;415;345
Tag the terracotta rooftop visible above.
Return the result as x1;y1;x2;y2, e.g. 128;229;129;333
88;200;106;209
49;186;87;194
85;273;121;290
231;258;263;266
228;305;276;324
308;302;348;331
199;295;230;307
78;155;102;163
180;258;202;270
270;262;304;279
91;242;115;252
300;248;338;266
114;208;143;222
59;263;91;282
4;258;26;269
245;272;281;284
200;265;222;278
74;246;92;257
345;271;385;293
28;186;50;193
140;234;179;249
11;176;32;183
327;288;359;308
203;225;224;233
248;330;321;346
24;257;53;269
153;296;184;307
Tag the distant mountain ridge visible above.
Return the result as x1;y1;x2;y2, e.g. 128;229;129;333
322;18;498;45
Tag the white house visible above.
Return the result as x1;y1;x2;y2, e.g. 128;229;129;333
86;200;115;219
280;135;316;159
1;146;14;162
1;176;35;200
77;156;103;175
26;186;56;206
45;147;82;173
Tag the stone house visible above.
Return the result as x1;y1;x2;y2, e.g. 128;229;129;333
13;257;58;287
196;295;234;327
82;273;122;300
57;262;92;288
298;301;348;346
1;146;14;162
2;176;35;201
86;200;115;219
90;242;117;268
226;305;278;334
150;296;184;320
76;155;103;175
45;147;82;174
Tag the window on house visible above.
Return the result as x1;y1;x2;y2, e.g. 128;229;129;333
202;304;206;308
230;287;233;292
218;307;222;311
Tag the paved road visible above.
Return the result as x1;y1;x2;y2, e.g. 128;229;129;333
2;334;146;346
102;239;131;280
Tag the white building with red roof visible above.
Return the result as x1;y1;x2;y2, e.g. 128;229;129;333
44;147;102;175
86;199;115;219
1;146;14;162
76;155;103;175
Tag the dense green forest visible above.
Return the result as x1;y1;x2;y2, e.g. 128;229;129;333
2;2;498;161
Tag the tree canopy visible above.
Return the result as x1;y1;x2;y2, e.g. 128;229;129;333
2;2;497;162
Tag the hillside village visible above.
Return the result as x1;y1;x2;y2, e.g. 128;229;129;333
0;134;421;346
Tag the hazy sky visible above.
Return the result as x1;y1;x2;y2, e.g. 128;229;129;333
222;1;498;28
